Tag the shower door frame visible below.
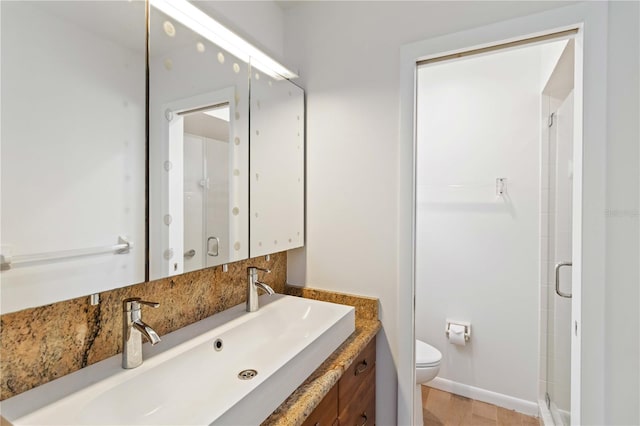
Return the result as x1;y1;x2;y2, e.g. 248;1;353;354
543;85;577;425
399;4;608;425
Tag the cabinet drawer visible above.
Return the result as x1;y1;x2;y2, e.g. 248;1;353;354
302;383;338;426
338;364;375;426
338;336;376;407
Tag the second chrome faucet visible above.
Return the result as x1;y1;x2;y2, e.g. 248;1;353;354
246;267;274;312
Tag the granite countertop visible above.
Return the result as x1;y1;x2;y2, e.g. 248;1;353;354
262;287;381;426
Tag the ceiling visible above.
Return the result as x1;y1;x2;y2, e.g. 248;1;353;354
274;0;307;11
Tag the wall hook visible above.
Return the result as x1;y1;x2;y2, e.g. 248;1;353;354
496;178;507;196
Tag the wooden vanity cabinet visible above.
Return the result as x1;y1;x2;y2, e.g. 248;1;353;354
303;336;376;426
302;385;339;426
338;336;376;426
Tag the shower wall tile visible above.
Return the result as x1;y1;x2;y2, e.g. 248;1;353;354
540;309;549;334
540;212;550;238
540;285;549;310
546;260;557;286
539;379;548;400
539;355;548;380
540;238;550;262
0;252;286;401
540;261;549;286
541;190;550;214
539;332;548;362
541;165;550;190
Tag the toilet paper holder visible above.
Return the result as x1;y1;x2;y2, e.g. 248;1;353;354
445;320;471;342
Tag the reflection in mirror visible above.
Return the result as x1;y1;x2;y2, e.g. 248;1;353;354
182;104;231;273
249;75;305;257
149;5;249;279
0;1;146;313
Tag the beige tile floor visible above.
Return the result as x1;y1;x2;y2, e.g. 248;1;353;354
422;386;541;426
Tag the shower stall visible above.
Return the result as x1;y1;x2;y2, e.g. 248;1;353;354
540;39;576;426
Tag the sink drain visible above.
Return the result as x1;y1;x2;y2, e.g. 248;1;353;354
238;369;258;380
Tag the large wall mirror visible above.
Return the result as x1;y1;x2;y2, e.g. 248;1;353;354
0;1;147;313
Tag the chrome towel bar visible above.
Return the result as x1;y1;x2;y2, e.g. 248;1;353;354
0;236;132;270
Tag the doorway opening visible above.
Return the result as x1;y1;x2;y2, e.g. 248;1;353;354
413;32;580;426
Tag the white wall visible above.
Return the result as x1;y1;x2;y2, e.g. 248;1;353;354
284;1;639;423
604;2;640;424
283;2;576;423
197;1;285;64
415;45;545;405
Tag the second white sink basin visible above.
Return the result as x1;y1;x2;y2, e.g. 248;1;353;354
1;294;355;425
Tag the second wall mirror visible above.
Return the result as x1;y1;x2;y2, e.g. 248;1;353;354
149;0;305;281
148;3;250;279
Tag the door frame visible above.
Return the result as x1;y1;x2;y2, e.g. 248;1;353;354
398;3;608;425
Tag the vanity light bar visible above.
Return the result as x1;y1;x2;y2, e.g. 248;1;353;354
150;0;297;80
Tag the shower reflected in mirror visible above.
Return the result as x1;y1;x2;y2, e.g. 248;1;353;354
182;103;231;273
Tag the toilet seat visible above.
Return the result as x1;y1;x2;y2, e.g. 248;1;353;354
416;340;441;368
415;340;442;425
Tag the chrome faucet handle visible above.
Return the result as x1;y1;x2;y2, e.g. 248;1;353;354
123;297;160;311
248;266;271;274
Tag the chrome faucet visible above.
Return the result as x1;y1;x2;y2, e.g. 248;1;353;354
246;267;274;312
122;297;161;369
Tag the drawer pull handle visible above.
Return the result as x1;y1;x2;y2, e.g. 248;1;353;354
354;359;368;376
357;412;368;426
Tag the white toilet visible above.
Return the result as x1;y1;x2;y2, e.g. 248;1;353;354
415;339;442;425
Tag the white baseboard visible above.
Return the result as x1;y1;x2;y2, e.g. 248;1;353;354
427;377;540;417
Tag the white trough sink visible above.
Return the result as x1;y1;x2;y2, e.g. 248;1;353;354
1;294;355;425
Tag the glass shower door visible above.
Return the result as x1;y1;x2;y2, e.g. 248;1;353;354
545;91;574;426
